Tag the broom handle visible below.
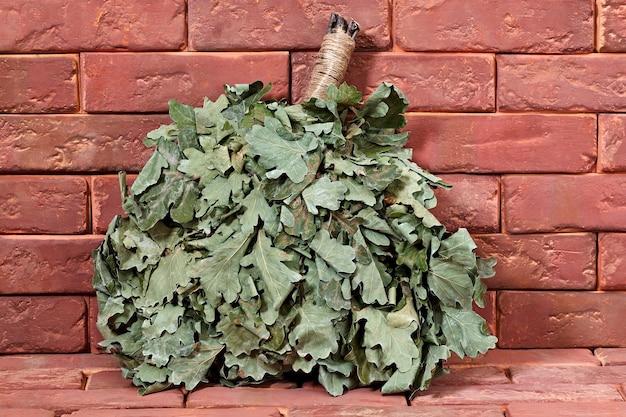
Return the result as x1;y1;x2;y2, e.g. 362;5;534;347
303;13;359;101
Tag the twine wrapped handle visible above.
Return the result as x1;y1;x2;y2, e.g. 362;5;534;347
304;13;360;101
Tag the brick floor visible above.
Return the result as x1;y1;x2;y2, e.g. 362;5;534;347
1;350;625;417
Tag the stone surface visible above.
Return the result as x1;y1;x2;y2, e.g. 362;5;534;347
395;0;593;53
189;0;390;51
405;113;597;173
509;365;626;384
81;52;289;112
0;176;88;234
502;174;626;233
595;348;626;366
292;52;495;111
599;233;626;290
0;368;83;390
599;114;626;172
0;0;185;52
289;405;505;417
498;54;626;112
91;175;136;234
597;0;626;52
447;349;600;367
0;55;78;113
187;386;406;408
430;174;500;233
0;388;184;414
0;115;167;173
506;402;626;417
474;233;597;290
0;296;88;353
0;235;102;294
411;383;622;406
498;291;626;348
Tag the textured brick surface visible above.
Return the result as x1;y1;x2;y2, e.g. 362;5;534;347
91;175;135;234
292;52;495;111
599;114;626;172
597;0;626;52
430;174;500;233
0;0;185;52
0;55;78;113
394;0;593;53
474;233;596;290
406;113;596;173
0;388;184;414
498;291;626;348
599;233;626;290
63;409;283;417
0;353;120;371
503;174;626;233
0;235;102;294
189;0;390;51
506;402;626;417
476;291;497;337
85;370;133;390
411;383;622;406
0;115;168;173
0;176;88;234
595;348;626;366
0;410;54;417
510;365;626;385
187;386;406;408
289;405;505;417
431;366;510;386
0;368;83;390
88;296;104;353
81;52;289;112
498;54;626;111
447;348;600;367
0;296;88;353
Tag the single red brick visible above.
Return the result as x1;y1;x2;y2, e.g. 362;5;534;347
597;0;626;52
0;176;88;234
599;233;626;290
187;386;406;408
406;113;597;173
0;410;54;417
0;388;184;414
510;365;626;385
0;0;185;52
595;348;626;365
0;296;88;353
0;368;83;390
0;55;78;113
91;175;136;234
447;348;600;368
0;235;102;294
474;233;597;290
599;114;626;172
498;54;626;112
430;174;500;233
507;402;626;417
289;405;504;417
498;291;626;348
0;115;168;173
503;174;626;233
411;383;622;406
0;353;120;371
292;52;495;111
394;0;593;53
431;366;509;386
189;0;390;51
66;408;283;417
81;52;289;113
85;370;133;390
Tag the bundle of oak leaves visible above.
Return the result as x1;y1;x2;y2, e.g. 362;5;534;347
93;81;497;397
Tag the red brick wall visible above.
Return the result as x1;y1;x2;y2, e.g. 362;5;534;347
0;0;624;353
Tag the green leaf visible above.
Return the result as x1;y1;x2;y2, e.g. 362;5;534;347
352;258;389;305
169;99;197;128
302;177;347;215
340;177;376;206
246;117;318;183
440;306;497;358
326;83;362;106
310;229;356;274
142;320;196;367
143;245;195;307
169;339;224;390
241;230;302;325
427;257;474;309
288;301;343;360
436;229;478;269
381;358;420;395
224;351;282;381
240;187;279;235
